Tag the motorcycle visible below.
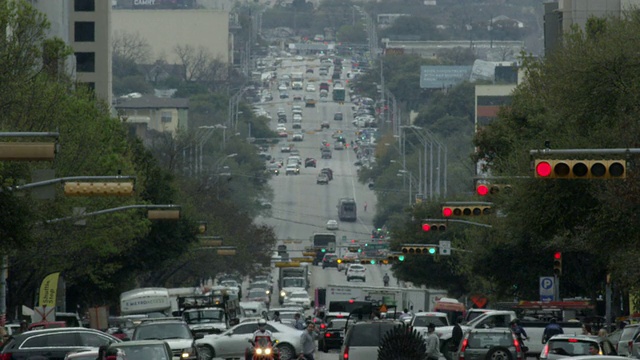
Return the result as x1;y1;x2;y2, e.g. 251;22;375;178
247;336;278;360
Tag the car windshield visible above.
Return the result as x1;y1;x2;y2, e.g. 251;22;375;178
413;316;448;327
111;344;171;360
283;278;305;287
347;323;398;346
329;319;348;329
547;339;598;356
135;323;192;340
184;309;224;324
221;280;238;287
249;290;266;297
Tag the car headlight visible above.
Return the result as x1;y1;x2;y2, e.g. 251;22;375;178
266;290;271;295
256;348;263;355
181;347;195;358
265;348;272;355
280;290;286;297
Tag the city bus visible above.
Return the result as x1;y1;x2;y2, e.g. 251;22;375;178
310;232;337;264
337;198;357;221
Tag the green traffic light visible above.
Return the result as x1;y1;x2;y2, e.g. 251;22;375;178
321;248;326;253
358;249;362;253
398;255;405;261
428;247;436;254
370;260;376;265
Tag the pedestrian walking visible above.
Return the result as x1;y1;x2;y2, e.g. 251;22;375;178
451;316;464;353
425;323;442;360
542;318;564;343
300;322;317;360
294;313;306;330
364;202;368;212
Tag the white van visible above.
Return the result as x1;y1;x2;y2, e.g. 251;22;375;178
240;301;268;319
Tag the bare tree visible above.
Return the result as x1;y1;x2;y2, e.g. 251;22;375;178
203;56;231;92
112;30;151;64
174;44;212;82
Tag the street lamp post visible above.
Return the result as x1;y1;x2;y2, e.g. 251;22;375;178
197;125;228;176
397;170;412;205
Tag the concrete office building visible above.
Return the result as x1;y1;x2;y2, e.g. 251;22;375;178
544;0;640;55
30;0;112;106
111;9;230;66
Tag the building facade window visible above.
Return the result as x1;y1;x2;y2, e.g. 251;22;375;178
74;0;95;12
74;22;95;42
75;52;95;72
161;111;173;123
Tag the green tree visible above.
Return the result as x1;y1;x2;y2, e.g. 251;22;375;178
473;13;640;300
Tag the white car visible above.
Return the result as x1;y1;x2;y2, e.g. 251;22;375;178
284;290;312;309
278;84;288;91
306;84;315;92
346;264;366;282
295;55;304;61
197;320;303;360
276;125;287;132
326;220;338;230
292;132;304;142
292;113;302;122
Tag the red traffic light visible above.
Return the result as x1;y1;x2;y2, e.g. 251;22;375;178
476;184;489;196
554;252;562;260
422;223;431;231
443;207;453;217
536;161;552;177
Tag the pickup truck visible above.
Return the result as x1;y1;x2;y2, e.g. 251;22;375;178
435;310;584;359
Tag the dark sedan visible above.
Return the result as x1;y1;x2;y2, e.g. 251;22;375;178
319;319;347;352
305;158;317;168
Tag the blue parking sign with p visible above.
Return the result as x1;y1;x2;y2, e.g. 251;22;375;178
539;276;555;302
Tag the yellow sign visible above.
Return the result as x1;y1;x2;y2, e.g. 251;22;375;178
292;257;313;263
302;251;316;256
275;262;301;268
379;304;388;313
39;272;60;308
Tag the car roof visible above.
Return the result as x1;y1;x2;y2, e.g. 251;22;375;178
20;327;113;336
414;312;449;316
548;334;600;341
138;318;186;325
111;340;170;347
469;328;513;334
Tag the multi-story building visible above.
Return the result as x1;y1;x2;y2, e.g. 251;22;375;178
30;0;112;106
111;9;230;66
544;0;640;55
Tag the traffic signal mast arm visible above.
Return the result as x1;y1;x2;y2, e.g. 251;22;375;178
44;204;181;224
3;175;136;192
423;218;493;229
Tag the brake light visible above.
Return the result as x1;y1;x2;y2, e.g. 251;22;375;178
337;314;343;318
542;344;549;358
629;340;633;353
514;337;522;359
343;346;349;359
325;333;331;338
0;354;12;360
459;338;468;360
568;338;578;343
320;323;326;329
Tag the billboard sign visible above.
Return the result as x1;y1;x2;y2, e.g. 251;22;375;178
420;66;472;89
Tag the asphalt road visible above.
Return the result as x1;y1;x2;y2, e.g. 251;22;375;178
254;56;397;360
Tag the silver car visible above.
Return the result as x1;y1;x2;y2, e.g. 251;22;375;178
540;334;616;360
458;328;523;360
196;320;303;360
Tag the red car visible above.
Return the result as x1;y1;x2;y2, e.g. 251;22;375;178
278;131;288;137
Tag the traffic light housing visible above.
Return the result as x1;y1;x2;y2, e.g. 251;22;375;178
359;259;376;264
64;182;135;196
387;254;405;262
553;252;562;276
348;246;360;253
442;205;491;217
534;159;626;179
401;246;437;255
476;184;512;196
422;222;447;232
